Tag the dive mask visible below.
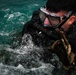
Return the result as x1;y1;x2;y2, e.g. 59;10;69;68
40;7;73;28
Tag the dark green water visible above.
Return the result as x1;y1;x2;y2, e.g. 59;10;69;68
0;0;47;44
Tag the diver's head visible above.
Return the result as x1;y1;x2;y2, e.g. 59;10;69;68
40;0;76;31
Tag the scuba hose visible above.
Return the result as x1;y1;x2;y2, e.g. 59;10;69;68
31;22;59;40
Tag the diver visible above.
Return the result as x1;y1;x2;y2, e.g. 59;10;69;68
22;0;76;69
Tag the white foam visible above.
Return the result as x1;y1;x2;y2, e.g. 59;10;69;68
0;32;9;36
16;64;25;72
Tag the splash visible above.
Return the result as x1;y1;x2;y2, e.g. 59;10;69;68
0;33;61;75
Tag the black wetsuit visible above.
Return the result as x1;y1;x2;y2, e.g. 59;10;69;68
22;10;59;47
22;9;76;67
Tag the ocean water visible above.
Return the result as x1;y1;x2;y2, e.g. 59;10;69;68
0;0;47;44
0;0;76;75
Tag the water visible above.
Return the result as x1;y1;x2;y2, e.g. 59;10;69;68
0;0;46;44
0;0;76;75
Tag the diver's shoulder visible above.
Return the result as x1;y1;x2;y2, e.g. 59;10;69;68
31;9;40;20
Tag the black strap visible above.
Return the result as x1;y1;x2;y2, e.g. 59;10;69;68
57;11;74;29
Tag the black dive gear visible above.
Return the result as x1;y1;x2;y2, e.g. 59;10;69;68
22;9;76;69
22;9;75;46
